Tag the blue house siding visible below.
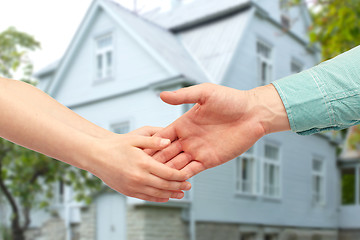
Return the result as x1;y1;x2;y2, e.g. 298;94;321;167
193;131;338;228
69;83;185;133
223;13;319;90
53;8;170;106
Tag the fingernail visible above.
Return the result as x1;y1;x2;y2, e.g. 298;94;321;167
184;183;192;191
176;192;184;199
160;139;171;147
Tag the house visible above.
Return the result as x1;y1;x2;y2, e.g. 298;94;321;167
7;0;347;239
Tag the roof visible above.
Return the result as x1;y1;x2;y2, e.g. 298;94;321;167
34;60;60;78
144;0;251;30
102;0;210;84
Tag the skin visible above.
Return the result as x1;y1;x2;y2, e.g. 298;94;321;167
0;78;191;202
150;83;291;179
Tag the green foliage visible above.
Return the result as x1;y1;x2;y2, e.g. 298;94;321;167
308;0;360;60
0;27;40;83
341;169;356;205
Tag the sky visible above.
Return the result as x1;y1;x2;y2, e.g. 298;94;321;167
0;0;167;73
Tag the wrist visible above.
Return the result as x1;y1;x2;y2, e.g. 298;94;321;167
248;84;291;135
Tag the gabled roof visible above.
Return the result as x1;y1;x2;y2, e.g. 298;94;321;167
45;0;209;95
103;0;209;84
144;0;251;31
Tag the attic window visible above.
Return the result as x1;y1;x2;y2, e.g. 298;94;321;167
281;15;291;30
96;34;113;80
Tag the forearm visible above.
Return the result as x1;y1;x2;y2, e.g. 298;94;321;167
0;86;97;171
0;78;113;138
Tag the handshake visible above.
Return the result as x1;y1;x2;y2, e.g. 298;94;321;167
0;78;290;203
91;83;290;202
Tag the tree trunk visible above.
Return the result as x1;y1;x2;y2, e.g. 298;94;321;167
11;225;25;240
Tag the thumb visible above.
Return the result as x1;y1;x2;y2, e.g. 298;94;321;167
131;136;171;150
160;84;208;105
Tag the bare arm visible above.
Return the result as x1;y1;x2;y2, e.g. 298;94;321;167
0;78;190;202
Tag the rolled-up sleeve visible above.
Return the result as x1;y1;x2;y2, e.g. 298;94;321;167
272;45;360;135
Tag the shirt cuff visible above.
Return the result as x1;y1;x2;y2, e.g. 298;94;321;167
272;69;337;135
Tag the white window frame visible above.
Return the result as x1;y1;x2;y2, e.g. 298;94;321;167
312;157;326;206
291;58;303;74
257;40;273;86
262;142;281;199
236;147;257;196
95;33;114;82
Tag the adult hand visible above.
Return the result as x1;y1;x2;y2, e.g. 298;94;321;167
150;83;290;178
88;128;191;202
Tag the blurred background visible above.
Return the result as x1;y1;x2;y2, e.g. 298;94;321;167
1;0;360;240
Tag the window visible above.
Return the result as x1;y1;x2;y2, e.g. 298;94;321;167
312;158;325;205
265;234;279;240
341;168;356;205
111;122;130;134
291;60;303;74
240;233;256;240
257;41;272;86
96;34;113;80
263;144;280;198
236;147;256;194
311;235;322;240
279;0;291;30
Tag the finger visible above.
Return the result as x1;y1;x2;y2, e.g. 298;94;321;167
132;193;169;203
129;126;163;137
141;186;185;199
180;160;206;179
160;84;206;105
145;126;178;156
152;140;183;163
148;160;187;181
165;153;193;170
131;136;171;150
147;174;191;191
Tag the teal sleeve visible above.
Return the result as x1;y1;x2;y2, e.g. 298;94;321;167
272;45;360;135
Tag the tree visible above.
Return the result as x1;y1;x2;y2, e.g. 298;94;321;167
0;27;102;240
307;0;360;61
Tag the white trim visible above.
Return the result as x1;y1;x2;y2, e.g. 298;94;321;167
46;0;100;95
235;146;258;196
99;0;178;76
262;141;282;199
94;32;115;82
311;156;326;207
256;38;273;86
46;0;179;96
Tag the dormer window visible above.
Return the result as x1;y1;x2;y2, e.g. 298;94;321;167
96;34;113;81
280;0;291;30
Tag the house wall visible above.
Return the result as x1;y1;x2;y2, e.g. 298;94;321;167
255;0;310;41
192;14;338;229
223;11;318;90
52;7;171;107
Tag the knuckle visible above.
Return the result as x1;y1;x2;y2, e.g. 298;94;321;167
130;172;144;184
161;181;171;190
